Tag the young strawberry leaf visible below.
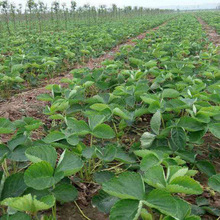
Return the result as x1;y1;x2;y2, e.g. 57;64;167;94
56;150;83;176
52;183;78;203
143;165;166;188
209;123;220;139
102;172;145;200
92;190;119;214
140;132;156;148
140;152;161;171
0;118;15;134
171;127;186;150
196;160;216;177
43;131;65;143
92;124;115;139
208;174;220;193
1;194;55;213
110;200;142;220
1;173;27;200
150;111;161;135
167;176;203;195
24;161;63;190
25;146;57;168
162;89;180;98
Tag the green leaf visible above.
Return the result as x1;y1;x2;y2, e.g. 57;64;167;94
37;94;53;101
184;216;201;220
88;114;106;130
66;134;79;146
196;160;216;177
92;124;115;139
92;190;119;214
166;166;188;183
66;118;90;136
0;118;15;134
110;200;141;220
43;131;65;143
143;165;166;189
24;161;63;190
8;135;27;151
145;189;190;219
90;103;110;111
96;145;116;162
93;171;115;184
191;205;206;216
0;145;10;162
167;176;203;194
171;127;186;150
56;150;83;176
162;89;180;98
140;153;161;171
113;108;131;120
209;123;220;139
202;206;220;217
8;145;29;162
150;111;161;135
148;101;160;113
176;150;197;163
208;174;220;193
82;147;95;159
1;173;27;200
1;194;55;213
140;132;156;148
178;117;206;132
196;197;209;206
102;172;145;200
115;149;136;164
0;212;31;220
25;146;57;168
52;183;78;203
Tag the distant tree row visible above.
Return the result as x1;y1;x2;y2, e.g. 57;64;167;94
0;0;174;34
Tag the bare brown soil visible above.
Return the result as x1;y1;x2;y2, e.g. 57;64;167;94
197;17;220;47
0;21;168;122
57;202;108;220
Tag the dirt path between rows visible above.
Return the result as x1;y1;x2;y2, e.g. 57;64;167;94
0;21;168;122
197;17;220;47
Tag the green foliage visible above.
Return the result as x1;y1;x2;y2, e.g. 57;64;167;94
0;12;219;220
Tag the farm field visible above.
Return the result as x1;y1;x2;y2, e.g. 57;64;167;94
198;11;220;34
0;3;174;98
0;2;220;220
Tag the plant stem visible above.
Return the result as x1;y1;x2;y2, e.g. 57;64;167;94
2;159;9;177
113;120;119;142
74;201;92;220
13;161;17;173
161;115;165;129
52;185;57;220
52;202;57;220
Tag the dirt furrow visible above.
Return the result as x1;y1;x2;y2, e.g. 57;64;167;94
197;17;220;47
0;21;168;121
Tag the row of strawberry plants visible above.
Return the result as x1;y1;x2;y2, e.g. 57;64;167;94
197;11;220;34
0;13;219;219
0;13;174;97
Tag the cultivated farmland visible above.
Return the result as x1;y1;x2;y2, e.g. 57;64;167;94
0;1;219;220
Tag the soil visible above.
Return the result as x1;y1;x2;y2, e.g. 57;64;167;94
197;17;220;47
56;202;109;220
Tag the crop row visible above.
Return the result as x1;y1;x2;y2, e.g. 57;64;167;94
0;13;219;220
197;11;220;34
0;13;174;97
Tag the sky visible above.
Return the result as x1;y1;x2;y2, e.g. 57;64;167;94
12;0;220;8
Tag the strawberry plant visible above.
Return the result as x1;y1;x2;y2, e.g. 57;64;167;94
0;11;219;220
